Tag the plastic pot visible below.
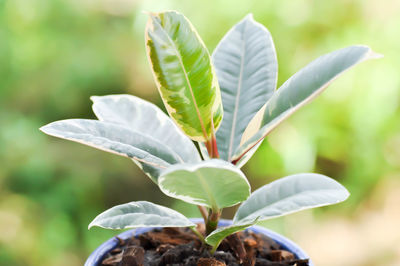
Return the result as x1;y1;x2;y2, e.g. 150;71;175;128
85;218;313;266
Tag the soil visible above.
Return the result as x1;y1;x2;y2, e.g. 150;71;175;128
100;224;309;266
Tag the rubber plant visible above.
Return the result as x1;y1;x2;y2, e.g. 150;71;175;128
40;11;380;254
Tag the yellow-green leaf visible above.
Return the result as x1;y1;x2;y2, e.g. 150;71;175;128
145;11;223;142
158;160;250;211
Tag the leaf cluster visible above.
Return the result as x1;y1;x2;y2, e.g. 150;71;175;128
40;11;379;251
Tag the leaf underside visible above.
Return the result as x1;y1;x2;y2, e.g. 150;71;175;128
40;119;182;183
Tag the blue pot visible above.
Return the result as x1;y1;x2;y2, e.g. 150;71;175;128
85;218;313;266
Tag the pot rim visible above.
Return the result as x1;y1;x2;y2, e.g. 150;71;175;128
85;218;313;266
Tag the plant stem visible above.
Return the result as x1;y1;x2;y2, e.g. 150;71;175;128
211;135;219;158
205;139;213;157
205;135;220;158
205;117;220;159
198;205;208;221
206;209;220;235
190;227;205;243
210;243;219;254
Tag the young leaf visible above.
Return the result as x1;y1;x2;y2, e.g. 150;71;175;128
234;46;381;162
145;11;223;142
40;119;183;183
91;94;200;164
88;201;195;230
233;173;350;224
213;14;277;162
158;159;250;210
205;219;257;250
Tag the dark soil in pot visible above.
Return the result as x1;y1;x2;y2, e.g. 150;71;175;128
100;224;309;266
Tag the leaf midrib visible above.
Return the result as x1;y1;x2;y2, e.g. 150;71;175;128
195;170;218;210
91;213;191;228
155;18;208;140
64;132;172;167
43;121;181;167
234;47;372;162
227;22;247;161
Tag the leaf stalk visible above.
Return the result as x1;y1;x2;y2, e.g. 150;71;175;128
206;209;221;235
205;135;220;158
190;227;205;243
198;205;208;221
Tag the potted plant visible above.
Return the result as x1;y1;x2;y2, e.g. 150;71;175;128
40;10;380;266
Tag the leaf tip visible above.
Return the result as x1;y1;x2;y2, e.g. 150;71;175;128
145;11;160;32
342;187;351;201
90;95;100;103
39;124;50;134
88;222;95;230
355;45;383;60
143;10;159;17
244;13;254;21
368;50;384;60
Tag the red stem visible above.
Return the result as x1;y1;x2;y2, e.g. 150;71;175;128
211;136;219;158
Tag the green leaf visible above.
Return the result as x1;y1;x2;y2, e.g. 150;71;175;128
158;159;250;210
88;201;195;230
233;173;350;223
234;46;381;162
40;119;183;183
145;11;223;142
91;94;200;164
213;14;277;162
205;219;257;249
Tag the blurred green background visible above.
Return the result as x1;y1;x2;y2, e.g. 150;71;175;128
1;0;399;265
